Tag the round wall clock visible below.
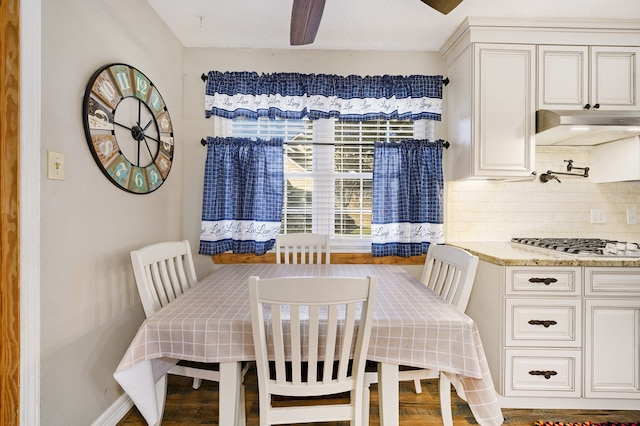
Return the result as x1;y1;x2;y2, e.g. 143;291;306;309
82;63;174;194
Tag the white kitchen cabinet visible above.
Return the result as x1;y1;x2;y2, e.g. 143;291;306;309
439;18;640;181
467;263;582;398
466;261;640;409
502;266;582;399
538;45;640;111
584;267;640;399
443;42;536;180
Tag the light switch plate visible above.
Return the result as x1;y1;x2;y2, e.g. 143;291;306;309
47;150;65;180
590;209;606;224
627;208;638;225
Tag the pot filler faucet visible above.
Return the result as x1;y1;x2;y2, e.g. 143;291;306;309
539;159;589;183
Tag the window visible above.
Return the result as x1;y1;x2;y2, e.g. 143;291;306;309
228;118;434;250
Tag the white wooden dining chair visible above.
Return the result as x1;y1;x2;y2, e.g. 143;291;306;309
249;275;377;426
363;244;479;426
131;240;198;318
130;240;217;391
130;240;248;424
275;233;330;264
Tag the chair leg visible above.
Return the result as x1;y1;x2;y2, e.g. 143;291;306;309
439;373;453;426
241;361;251;378
237;384;247;426
155;374;168;425
413;378;423;394
192;377;202;389
362;380;371;425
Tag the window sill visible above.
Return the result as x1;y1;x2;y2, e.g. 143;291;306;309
211;252;426;265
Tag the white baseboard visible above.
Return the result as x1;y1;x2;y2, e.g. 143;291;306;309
91;393;134;426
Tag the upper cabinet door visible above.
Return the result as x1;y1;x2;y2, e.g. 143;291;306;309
444;42;536;180
473;44;536;178
591;46;640;110
538;46;589;110
538;45;640;111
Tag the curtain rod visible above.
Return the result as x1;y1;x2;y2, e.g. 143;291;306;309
201;73;450;86
200;138;449;149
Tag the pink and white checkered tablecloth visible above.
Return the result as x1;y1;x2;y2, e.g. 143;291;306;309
115;264;503;425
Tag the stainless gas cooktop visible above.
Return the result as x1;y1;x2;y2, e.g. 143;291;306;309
510;237;640;258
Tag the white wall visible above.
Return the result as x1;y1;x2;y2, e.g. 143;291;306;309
182;48;447;274
446;145;640;242
40;0;184;423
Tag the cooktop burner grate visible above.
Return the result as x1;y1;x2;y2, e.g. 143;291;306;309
510;237;640;257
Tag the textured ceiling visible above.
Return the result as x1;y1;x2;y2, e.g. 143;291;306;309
146;0;640;51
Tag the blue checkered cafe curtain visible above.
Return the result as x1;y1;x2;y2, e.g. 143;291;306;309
200;71;443;256
199;137;283;255
371;140;445;257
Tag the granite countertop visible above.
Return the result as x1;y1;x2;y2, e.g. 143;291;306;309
448;241;640;267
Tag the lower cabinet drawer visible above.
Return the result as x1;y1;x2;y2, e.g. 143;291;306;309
585;267;640;296
506;298;581;347
507;266;581;295
504;348;582;397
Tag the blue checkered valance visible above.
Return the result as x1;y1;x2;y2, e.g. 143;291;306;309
204;71;443;122
371;140;444;257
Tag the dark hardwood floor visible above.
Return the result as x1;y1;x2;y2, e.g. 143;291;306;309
117;366;639;425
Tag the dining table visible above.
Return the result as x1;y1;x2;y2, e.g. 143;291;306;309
114;263;503;426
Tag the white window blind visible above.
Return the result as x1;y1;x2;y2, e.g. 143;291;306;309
224;117;434;251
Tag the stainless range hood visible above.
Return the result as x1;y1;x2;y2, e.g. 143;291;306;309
536;109;640;146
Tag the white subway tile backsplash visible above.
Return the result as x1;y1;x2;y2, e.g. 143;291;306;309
446;146;640;243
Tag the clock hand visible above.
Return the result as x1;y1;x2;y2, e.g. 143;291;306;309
142;136;154;160
137;98;141;128
113;121;133;131
141;134;162;144
133;118;159;165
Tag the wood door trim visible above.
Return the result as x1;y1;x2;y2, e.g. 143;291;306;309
0;0;21;423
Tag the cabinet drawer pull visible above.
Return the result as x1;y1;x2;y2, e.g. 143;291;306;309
528;277;558;285
529;370;558;379
528;319;557;328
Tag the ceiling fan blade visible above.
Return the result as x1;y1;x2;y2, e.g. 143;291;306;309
290;0;326;45
420;0;463;15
